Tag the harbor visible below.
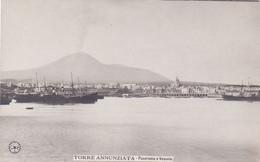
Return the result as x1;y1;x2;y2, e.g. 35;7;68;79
1;76;260;105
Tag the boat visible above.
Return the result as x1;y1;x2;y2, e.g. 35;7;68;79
14;73;103;104
222;94;260;101
38;92;99;104
14;93;40;103
222;91;260;101
222;80;260;101
26;107;34;110
0;94;12;105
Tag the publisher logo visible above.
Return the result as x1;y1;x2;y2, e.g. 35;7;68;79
8;141;21;154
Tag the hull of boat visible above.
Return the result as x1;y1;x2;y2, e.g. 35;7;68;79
0;98;12;105
222;95;260;101
14;92;101;104
1;94;12;105
14;94;40;103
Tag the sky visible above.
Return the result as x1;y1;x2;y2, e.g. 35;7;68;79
1;0;260;84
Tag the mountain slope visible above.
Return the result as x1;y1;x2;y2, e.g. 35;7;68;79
1;52;170;83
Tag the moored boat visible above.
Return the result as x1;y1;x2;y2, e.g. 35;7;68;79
0;94;12;105
14;73;103;104
222;91;260;101
222;94;260;101
0;96;12;105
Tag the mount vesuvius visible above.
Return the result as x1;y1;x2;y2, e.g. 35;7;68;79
1;53;170;83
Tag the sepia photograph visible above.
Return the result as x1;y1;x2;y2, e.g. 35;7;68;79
0;0;260;162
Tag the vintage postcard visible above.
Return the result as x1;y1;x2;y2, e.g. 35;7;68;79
0;0;259;162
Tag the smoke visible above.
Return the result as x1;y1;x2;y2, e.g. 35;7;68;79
75;2;104;52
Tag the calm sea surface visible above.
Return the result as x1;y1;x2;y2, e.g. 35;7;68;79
0;97;259;162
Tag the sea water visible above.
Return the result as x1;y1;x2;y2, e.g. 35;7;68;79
0;97;259;162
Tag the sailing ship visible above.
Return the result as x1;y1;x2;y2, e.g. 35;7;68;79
222;81;260;101
14;73;103;104
222;92;260;101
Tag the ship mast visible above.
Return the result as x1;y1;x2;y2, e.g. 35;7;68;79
241;80;243;91
71;72;75;94
44;76;46;91
36;72;39;92
248;80;251;92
